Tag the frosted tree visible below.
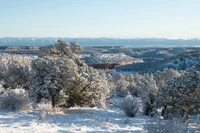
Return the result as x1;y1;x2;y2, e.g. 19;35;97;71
115;80;130;97
29;40;109;108
0;54;35;89
132;73;157;115
137;69;182;116
4;61;30;89
128;73;157;97
110;74;130;97
126;69;181;116
70;41;81;52
157;67;200;122
154;68;181;89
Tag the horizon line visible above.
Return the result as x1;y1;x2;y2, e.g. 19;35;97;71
0;37;200;40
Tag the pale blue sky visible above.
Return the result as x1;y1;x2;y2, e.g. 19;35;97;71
0;0;200;38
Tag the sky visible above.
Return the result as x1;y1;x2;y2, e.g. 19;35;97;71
0;0;200;38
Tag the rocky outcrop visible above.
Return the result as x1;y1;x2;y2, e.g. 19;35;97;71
89;63;118;69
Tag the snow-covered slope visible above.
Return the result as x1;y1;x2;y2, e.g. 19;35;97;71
163;51;200;70
0;107;150;133
83;53;143;65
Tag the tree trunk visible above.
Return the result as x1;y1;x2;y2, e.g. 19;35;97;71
52;95;55;107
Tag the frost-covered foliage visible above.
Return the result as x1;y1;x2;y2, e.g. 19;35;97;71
115;80;130;97
154;68;181;89
29;40;109;108
142;93;157;116
157;67;200;121
166;55;200;70
107;68;184;116
126;68;181;116
4;61;30;89
109;73;155;98
128;73;157;97
0;88;31;111
70;41;82;52
0;53;36;89
39;39;72;57
37;102;52;119
126;73;157;116
109;68;182;116
140;68;181;116
110;74;130;97
119;95;138;117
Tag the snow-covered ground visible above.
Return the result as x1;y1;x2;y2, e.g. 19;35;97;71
0;105;152;133
83;53;143;64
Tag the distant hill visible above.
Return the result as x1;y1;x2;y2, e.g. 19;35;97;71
115;47;200;73
1;37;200;47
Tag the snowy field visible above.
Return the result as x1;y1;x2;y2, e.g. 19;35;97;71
0;107;152;133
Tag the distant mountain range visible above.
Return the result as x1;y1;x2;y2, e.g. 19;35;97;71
0;37;200;47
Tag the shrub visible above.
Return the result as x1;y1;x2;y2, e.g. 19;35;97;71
142;92;156;116
129;73;157;97
0;54;36;89
154;68;181;89
128;84;141;97
115;80;129;97
0;88;31;111
157;67;200;122
110;73;157;115
128;73;157;116
4;61;30;89
119;95;138;117
37;102;52;119
109;74;129;98
127;69;182;116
